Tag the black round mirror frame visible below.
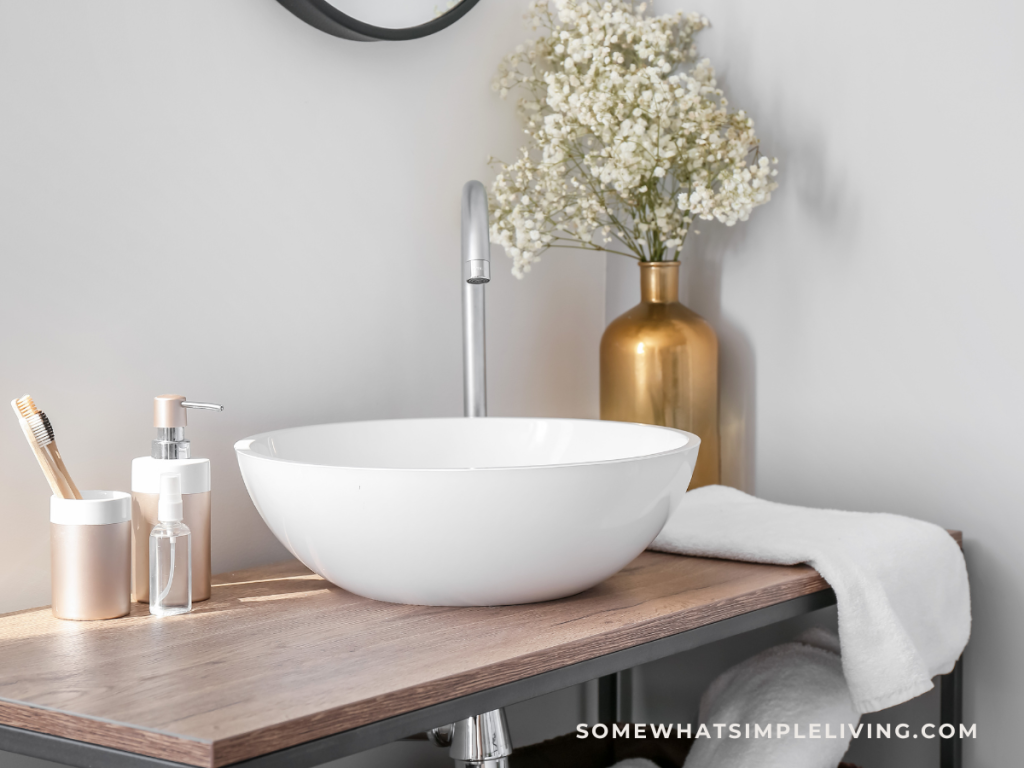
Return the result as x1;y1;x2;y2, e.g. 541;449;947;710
277;0;482;41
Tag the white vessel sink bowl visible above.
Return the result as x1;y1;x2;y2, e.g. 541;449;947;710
235;417;699;606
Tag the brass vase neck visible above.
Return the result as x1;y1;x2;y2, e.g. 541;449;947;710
639;261;680;303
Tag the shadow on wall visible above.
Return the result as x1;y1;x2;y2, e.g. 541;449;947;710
710;27;863;245
682;225;757;493
676;79;859;494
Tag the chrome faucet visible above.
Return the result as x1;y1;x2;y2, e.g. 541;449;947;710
427;182;510;768
462;180;490;418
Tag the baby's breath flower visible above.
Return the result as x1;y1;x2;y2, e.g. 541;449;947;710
489;0;778;277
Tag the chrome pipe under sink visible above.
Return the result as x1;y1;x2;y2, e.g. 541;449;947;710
429;710;513;768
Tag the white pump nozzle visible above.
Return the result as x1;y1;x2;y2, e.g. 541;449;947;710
158;473;183;522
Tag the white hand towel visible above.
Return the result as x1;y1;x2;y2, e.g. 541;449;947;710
684;629;859;768
650;485;971;713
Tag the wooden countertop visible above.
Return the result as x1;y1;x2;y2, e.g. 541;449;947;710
0;539;951;768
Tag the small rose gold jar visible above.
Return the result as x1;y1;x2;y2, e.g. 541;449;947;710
50;491;131;621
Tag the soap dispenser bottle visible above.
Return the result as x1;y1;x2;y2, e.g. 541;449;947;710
132;395;222;604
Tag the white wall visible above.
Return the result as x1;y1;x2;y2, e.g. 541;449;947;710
2;1;1022;767
0;3;602;765
0;0;606;612
607;1;1023;765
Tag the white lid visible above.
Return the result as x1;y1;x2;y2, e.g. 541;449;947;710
51;491;131;526
158;474;183;522
132;456;210;494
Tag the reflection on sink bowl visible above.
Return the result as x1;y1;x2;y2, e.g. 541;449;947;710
235;417;699;606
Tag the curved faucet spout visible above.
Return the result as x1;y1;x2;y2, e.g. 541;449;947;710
462;181;490;418
462;181;491;285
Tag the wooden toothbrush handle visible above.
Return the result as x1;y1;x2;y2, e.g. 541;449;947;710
18;418;72;499
46;442;82;500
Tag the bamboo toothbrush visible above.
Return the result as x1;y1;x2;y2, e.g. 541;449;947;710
12;396;81;500
11;401;71;499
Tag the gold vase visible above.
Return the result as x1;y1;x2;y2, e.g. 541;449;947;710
600;261;720;488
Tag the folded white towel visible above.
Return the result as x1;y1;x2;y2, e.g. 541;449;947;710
610;760;660;768
651;485;971;713
684;629;859;768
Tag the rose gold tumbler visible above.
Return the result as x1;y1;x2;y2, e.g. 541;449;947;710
50;491;131;621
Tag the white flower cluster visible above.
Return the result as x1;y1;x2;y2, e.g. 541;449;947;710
489;0;778;277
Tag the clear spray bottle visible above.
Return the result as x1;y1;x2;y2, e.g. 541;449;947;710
149;473;192;617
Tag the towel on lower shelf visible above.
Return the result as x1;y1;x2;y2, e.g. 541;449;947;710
684;629;859;768
510;727;692;768
650;485;970;713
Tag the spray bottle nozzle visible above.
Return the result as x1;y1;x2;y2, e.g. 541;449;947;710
158;473;184;522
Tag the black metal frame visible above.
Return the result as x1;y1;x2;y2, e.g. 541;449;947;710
275;0;482;42
0;588;962;768
940;656;963;768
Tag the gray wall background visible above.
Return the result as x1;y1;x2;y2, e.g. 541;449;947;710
2;1;1021;766
605;0;1022;765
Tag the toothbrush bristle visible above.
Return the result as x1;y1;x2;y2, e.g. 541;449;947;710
26;412;55;447
15;395;39;419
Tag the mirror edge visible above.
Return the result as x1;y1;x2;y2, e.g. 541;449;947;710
276;0;483;42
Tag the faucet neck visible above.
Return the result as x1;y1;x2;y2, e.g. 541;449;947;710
462;181;490;417
639;261;680;304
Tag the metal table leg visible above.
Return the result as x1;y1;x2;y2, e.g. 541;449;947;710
596;669;633;724
597;674;617;725
939;655;963;768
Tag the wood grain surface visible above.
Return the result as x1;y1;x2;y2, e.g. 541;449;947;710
0;536;959;768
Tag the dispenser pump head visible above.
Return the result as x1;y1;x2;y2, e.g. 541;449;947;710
158;473;183;522
151;395;223;459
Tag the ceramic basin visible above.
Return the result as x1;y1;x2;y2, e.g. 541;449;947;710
235;417;699;606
